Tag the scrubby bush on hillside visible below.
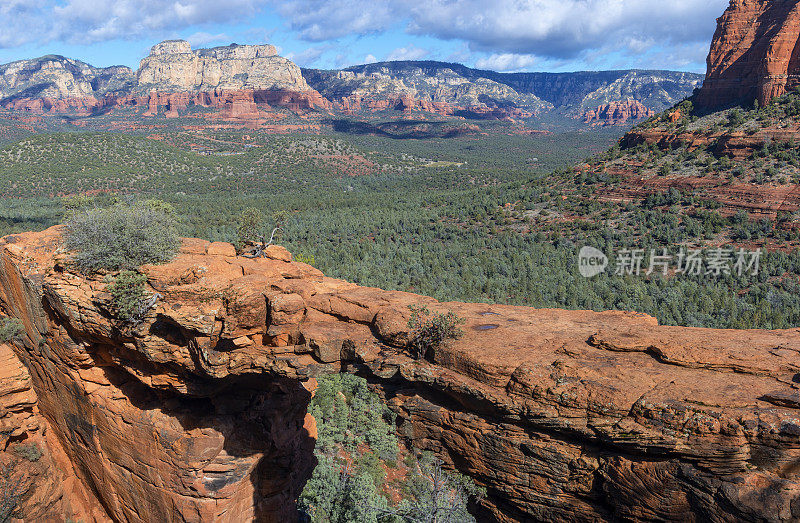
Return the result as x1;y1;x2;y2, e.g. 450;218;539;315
64;200;179;272
407;305;465;359
0;318;23;343
106;271;152;324
236;207;265;253
236;208;290;256
12;443;41;463
394;452;485;523
0;461;24;522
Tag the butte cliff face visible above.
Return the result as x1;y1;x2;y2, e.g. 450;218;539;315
2;227;800;521
696;0;800;109
0;41;329;117
0;56;134;113
134;40;329;117
137;40;310;93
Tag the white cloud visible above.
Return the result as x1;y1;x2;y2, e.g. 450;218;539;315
475;53;535;71
268;0;727;66
364;54;378;63
185;32;230;47
285;45;330;66
269;0;395;41
403;0;727;58
386;44;428;61
0;0;263;47
0;0;729;72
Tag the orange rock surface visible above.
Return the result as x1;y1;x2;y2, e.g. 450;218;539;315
696;0;800;109
2;227;800;521
583;100;655;126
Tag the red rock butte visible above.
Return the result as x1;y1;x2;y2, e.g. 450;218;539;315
696;0;800;109
2;227;800;521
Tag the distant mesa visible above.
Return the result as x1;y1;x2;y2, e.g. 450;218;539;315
696;0;800;110
137;40;299;93
0;39;701;126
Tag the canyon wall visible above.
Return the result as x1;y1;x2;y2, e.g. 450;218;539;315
696;0;800;109
2;228;800;521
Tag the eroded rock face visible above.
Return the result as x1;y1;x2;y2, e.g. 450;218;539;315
304;62;702;118
696;0;800;109
2;227;800;521
583;99;655;126
0;339;106;522
0;55;134;111
137;40;308;93
0;42;328;117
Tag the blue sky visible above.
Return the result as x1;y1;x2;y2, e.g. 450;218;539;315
0;0;729;73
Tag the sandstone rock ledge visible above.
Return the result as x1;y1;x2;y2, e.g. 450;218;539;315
2;227;800;521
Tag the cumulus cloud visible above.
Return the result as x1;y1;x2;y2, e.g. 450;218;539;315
270;0;727;64
185;32;230;47
284;45;331;66
0;0;262;47
0;0;728;71
475;53;536;72
269;0;395;41
386;44;428;61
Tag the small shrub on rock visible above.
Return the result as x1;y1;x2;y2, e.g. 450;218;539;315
0;318;23;343
407;305;465;359
236;207;265;253
64;200;179;272
13;443;42;463
106;271;151;324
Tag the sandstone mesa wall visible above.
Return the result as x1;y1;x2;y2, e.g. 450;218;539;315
696;0;800;109
582;100;655;126
137;41;309;93
2;228;800;521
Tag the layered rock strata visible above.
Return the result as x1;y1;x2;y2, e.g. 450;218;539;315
583;99;656;126
2;228;800;521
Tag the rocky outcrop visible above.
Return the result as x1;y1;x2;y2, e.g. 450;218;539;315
0;56;134;112
696;0;800;109
0;336;106;521
0;42;328;117
303;63;550;118
137;41;309;93
583;99;655;126
2;227;800;521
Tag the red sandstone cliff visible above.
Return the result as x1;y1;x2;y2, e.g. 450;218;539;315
696;0;800;109
1;228;800;521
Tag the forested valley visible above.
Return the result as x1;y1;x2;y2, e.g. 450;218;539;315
1;122;799;334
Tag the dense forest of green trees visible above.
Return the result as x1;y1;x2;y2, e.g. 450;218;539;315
300;374;484;522
1;127;798;329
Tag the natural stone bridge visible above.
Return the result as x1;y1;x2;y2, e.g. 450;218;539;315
2;227;800;522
